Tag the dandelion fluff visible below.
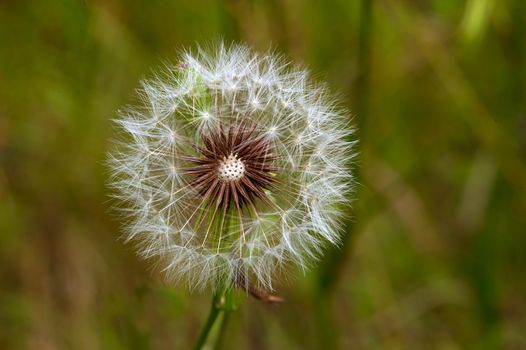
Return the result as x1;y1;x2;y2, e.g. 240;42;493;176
108;43;356;291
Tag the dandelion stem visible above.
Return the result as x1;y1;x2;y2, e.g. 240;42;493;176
193;291;221;350
194;209;235;350
193;287;234;350
214;311;231;350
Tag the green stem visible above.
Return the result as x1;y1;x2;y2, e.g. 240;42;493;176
194;204;237;349
355;0;373;136
315;0;373;348
214;311;231;350
316;0;373;297
193;290;224;350
193;286;235;350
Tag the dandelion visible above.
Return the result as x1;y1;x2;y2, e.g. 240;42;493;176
108;42;355;295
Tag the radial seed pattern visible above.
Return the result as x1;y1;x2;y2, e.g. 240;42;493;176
108;43;355;291
184;123;277;213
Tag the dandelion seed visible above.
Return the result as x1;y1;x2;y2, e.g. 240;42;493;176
108;42;356;292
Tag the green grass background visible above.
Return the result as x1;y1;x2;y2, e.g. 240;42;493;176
1;0;525;348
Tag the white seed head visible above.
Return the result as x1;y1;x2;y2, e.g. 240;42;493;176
108;42;356;291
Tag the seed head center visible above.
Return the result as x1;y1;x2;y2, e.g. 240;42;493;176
218;154;245;182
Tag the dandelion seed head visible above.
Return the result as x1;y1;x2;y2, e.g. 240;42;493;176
108;42;356;291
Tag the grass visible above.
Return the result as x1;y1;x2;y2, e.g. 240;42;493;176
1;0;525;348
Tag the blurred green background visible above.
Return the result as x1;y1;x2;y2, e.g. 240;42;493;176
1;0;526;349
